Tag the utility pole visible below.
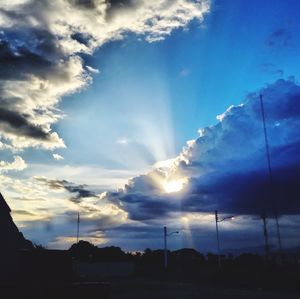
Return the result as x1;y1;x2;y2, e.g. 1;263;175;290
164;226;168;269
163;226;178;269
214;210;235;267
262;211;270;262
215;210;221;268
77;212;80;243
260;94;283;254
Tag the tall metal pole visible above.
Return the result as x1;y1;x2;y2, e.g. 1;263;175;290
260;94;282;253
262;212;270;262
215;210;221;267
77;212;80;243
164;226;168;269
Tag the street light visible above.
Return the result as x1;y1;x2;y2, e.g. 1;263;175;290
164;226;179;269
215;210;235;267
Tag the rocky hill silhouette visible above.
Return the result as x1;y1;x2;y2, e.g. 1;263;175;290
0;192;32;277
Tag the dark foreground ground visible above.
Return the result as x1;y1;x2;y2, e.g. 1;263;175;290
0;277;299;299
109;278;299;299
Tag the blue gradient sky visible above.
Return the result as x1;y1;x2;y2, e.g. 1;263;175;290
52;0;300;171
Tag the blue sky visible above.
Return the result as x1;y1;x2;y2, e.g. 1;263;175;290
54;0;300;169
1;0;300;252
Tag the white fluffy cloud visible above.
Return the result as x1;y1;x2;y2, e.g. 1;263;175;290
0;0;210;150
176;79;300;176
53;153;64;160
0;156;27;172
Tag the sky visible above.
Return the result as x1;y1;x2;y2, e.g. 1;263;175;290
1;0;300;253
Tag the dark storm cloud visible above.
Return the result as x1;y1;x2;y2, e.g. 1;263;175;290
106;169;178;221
35;177;98;203
65;185;96;203
0;40;49;79
120;193;175;221
183;158;300;216
0;107;51;140
0;25;76;148
103;79;300;221
71;0;133;9
0;2;85;149
34;177;69;190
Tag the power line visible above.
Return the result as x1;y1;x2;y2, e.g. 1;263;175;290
259;94;282;254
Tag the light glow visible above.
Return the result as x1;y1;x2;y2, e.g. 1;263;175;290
164;179;185;193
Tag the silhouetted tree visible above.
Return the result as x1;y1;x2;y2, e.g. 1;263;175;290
172;248;205;264
95;246;128;261
69;240;96;261
69;242;129;262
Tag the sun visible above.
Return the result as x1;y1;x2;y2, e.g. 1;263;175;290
164;179;185;193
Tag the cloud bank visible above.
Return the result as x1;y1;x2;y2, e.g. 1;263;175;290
103;79;300;221
0;0;210;150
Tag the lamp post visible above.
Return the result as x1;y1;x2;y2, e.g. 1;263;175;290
215;210;235;267
163;226;179;269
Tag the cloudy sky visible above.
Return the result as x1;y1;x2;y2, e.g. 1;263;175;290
1;0;300;253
